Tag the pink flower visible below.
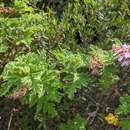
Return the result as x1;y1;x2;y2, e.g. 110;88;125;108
90;56;102;75
124;53;130;58
112;44;130;67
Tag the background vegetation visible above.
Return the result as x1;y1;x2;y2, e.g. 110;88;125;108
0;0;130;130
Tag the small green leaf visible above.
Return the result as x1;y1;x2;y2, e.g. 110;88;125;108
120;119;130;130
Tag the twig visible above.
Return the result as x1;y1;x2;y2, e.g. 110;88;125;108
7;111;13;130
87;103;100;125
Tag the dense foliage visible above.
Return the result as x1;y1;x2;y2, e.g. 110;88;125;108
0;0;130;130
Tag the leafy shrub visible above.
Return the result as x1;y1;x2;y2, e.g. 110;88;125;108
58;114;86;130
0;0;130;130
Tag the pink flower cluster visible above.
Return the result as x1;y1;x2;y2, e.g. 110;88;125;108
112;44;130;66
90;56;102;75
